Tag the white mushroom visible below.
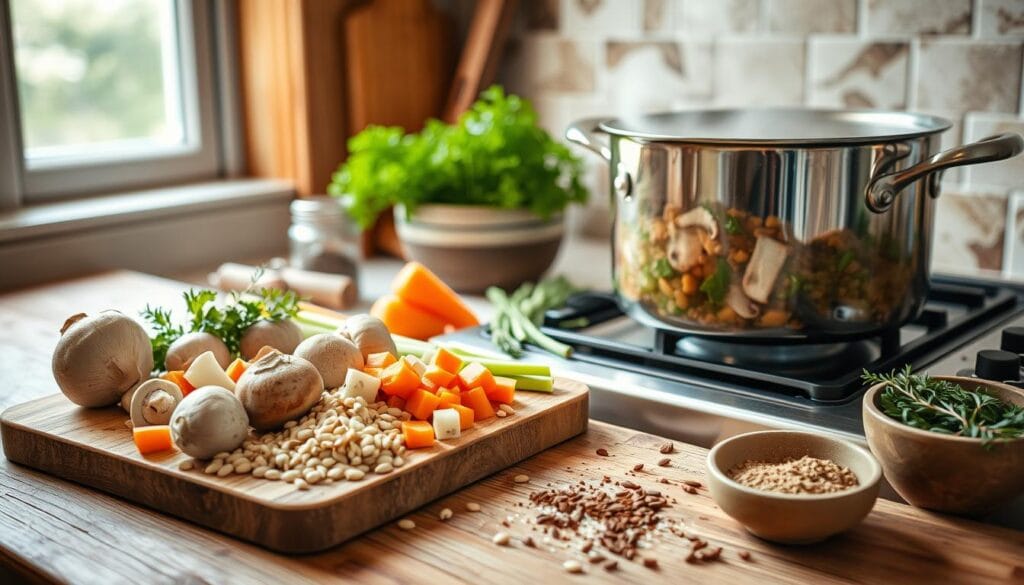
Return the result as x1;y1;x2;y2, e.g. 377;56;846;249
165;332;230;371
726;284;760;320
128;379;183;427
340;314;397;359
742;237;789;303
234;349;323;431
239;319;303;359
170;386;249;460
676;207;719;240
666;226;705;273
293;333;365;388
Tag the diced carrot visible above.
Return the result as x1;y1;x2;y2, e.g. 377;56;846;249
133;425;174;454
161;370;195;396
421;378;439;392
402;354;427;376
371;294;450;341
462;387;495;421
423;365;456;388
457;361;496;393
437;389;462;408
386;395;407;410
486;375;516;404
225;358;248;383
391;262;480;329
405;389;441;421
450;404;475;430
380;360;421;399
364;367;384;378
402;420;435;449
431;347;463;375
366;352;398;368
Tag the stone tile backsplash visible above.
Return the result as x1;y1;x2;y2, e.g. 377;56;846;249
499;0;1024;278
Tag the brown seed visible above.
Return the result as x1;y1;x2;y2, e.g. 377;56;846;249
523;536;536;548
739;550;752;561
633;463;644;472
658;458;671;467
643;558;659;569
588;552;606;563
604;560;618;571
581;540;593;553
683;485;698;495
596;448;609;456
621;480;640;490
682;479;702;488
659;442;674;454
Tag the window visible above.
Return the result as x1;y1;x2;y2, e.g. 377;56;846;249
0;0;225;204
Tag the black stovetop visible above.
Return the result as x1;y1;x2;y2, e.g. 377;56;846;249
537;275;1024;402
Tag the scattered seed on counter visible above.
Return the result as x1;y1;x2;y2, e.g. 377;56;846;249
682;485;698;495
596;448;609;456
496;410;507;418
682;479;702;488
580;540;593;553
604;560;618;572
178;460;195;471
658;458;671;467
216;464;234;477
621;480;640;490
439;508;453;521
398;518;416;530
587;552;606;564
562;560;583;574
632;463;644;472
643;558;659;569
659;442;674;454
739;550;752;561
466;502;481;512
492;532;510;546
498;404;515;415
523;536;536;548
514;474;530;484
294;478;310;490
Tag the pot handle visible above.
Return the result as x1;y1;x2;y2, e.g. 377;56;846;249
566;117;613;162
865;133;1024;213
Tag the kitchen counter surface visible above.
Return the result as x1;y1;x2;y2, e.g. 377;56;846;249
2;270;1024;584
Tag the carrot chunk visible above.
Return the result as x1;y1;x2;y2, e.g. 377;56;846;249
366;351;398;368
381;360;421;399
431;347;463;375
161;370;195;396
225;358;248;383
402;420;435;449
486;375;516;404
457;361;496;393
450;404;475;430
423;365;456;388
391;262;480;329
462;387;495;421
133;425;174;454
386;395;407;410
405;389;441;421
371;294;450;340
437;389;462;409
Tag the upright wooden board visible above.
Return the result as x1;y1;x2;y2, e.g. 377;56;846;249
1;379;587;553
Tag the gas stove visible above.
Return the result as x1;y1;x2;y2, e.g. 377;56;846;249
441;274;1024;446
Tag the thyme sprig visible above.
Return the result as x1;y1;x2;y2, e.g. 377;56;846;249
862;365;1024;446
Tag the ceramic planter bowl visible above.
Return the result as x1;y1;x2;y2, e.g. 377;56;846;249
394;204;564;293
706;430;881;544
863;376;1024;515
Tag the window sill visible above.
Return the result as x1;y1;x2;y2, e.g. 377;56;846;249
0;179;297;291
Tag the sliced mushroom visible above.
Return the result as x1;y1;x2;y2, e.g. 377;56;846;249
726;284;760;320
129;379;184;427
667;226;704;273
742;236;789;303
675;207;719;240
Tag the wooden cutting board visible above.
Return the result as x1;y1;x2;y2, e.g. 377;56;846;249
0;379;588;553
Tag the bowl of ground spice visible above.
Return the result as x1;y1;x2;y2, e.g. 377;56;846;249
706;430;881;544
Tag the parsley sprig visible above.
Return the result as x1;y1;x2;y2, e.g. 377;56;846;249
863;366;1024;446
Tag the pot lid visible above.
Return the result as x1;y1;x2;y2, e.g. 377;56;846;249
598;108;952;145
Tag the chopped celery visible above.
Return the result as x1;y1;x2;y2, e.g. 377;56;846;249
510;375;554;393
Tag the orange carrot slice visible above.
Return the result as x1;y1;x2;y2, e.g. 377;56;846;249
402;420;435;449
391;262;480;329
366;352;398;369
405;389;441;421
437;389;462;409
450;404;475;430
462;387;495;421
371;294;450;341
225;358;248;383
457;361;496;393
133;425;174;454
161;370;195;396
486;375;516;405
381;360;421;399
423;365;456;388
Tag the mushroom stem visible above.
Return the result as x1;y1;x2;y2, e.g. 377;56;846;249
143;390;177;424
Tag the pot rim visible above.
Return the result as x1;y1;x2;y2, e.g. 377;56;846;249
863;375;1024;445
706;430;882;501
598;107;953;146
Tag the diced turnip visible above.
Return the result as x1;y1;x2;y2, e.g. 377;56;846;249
184;350;237;392
341;369;381;404
402;354;427;377
432;408;461;440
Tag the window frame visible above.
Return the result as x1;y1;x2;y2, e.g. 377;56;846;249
0;0;225;205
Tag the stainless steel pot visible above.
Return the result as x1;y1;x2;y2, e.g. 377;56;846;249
567;109;1023;340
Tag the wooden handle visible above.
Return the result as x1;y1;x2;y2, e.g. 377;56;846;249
441;0;518;123
211;263;358;310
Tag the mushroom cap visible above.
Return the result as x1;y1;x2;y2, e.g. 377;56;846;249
676;206;719;240
239;319;303;359
666;227;704;273
170;386;249;460
293;333;364;389
165;332;231;371
129;378;183;427
234;350;323;431
340;314;397;359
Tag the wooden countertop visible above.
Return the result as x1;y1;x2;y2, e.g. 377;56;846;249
1;271;1023;585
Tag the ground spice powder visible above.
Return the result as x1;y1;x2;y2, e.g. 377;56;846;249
726;456;859;494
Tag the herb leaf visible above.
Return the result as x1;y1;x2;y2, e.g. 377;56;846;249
699;258;731;307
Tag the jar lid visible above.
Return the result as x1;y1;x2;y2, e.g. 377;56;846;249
291;196;345;219
598;108;952;145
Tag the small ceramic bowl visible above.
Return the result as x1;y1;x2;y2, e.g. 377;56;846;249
706;430;881;544
394;204;564;293
863;376;1024;515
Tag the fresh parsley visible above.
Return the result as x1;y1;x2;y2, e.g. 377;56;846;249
724;215;745;235
699;258;731;307
328;85;588;228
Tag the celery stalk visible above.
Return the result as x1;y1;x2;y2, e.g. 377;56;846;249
510;375;554;393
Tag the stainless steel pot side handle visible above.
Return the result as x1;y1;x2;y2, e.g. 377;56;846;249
565;117;635;200
865;133;1024;213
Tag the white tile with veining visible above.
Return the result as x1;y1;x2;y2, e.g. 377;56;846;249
606;40;713;113
713;39;805;106
809;39;909;109
767;0;857;33
561;0;642;34
867;0;972;35
979;0;1024;38
1003;190;1024;278
502;35;599;95
931;190;1008;275
962;113;1024;190
675;0;762;34
916;40;1022;113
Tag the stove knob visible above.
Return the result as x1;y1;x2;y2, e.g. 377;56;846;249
1001;326;1024;354
974;349;1021;382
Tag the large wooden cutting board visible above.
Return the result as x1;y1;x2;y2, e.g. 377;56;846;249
0;379;588;553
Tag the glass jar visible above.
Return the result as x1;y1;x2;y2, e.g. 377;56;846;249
288;197;360;281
